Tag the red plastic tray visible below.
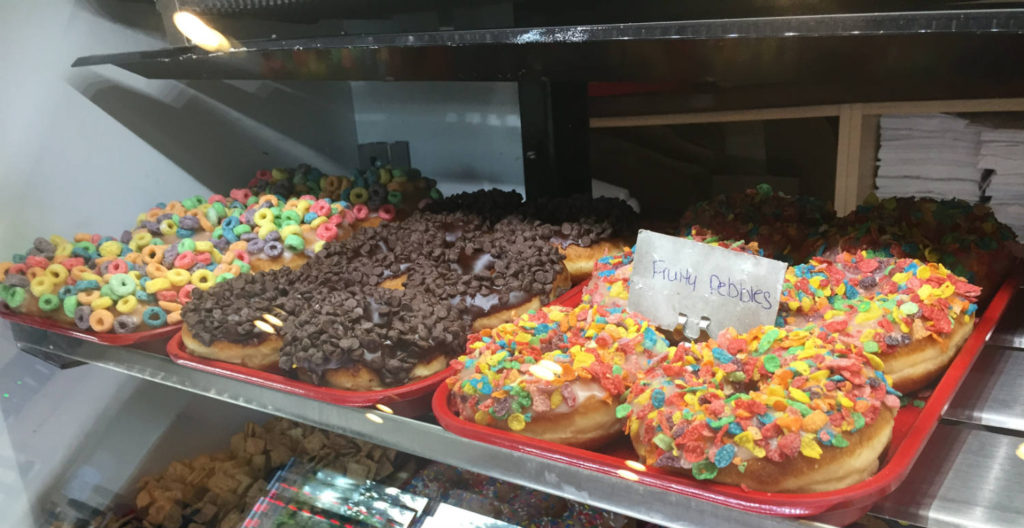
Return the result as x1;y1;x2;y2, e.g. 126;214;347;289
167;332;451;416
433;277;1020;526
0;308;181;345
164;282;588;417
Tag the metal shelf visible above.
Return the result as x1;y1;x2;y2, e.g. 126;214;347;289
7;323;804;528
72;9;1024;93
8;318;1024;528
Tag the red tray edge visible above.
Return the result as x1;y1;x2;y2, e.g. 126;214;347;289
0;308;182;345
431;276;1021;519
166;332;454;408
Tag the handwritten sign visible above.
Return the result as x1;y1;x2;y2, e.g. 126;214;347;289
627;230;787;337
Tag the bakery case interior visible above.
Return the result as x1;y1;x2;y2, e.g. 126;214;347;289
3;2;1024;528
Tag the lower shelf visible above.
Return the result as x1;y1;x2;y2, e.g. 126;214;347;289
9;321;1024;528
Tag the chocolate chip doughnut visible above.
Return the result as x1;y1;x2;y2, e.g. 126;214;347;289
180;210;573;390
428;190;639;283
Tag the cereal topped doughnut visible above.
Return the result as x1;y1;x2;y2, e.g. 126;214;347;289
826;195;1021;303
280;285;469;389
626;325;900;493
680;184;835;263
448;303;673;448
780;251;981;392
131;189;360;272
0;233;235;334
427;189;639;283
180;210;574;390
250;163;439;221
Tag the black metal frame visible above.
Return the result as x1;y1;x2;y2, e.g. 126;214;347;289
519;80;591;199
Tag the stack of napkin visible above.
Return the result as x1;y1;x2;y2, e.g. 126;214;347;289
875;114;984;201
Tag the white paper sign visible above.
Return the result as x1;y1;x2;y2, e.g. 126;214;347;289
627;230;787;337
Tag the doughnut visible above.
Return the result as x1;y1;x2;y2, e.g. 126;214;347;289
249;163;438;221
780;251;981;393
517;195;639;283
0;235;208;333
427;189;639;283
626;325;900;493
1;161;443;336
447;303;673;448
825;194;1022;304
680;184;836;263
181;212;572;390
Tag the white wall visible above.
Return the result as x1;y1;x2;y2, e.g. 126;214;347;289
351;82;525;195
0;0;360;256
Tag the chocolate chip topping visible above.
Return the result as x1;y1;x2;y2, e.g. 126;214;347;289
519;195;639;245
182;267;300;346
428;189;638;247
424;189;524;224
184;209;571;387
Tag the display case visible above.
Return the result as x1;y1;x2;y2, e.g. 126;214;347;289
2;2;1024;527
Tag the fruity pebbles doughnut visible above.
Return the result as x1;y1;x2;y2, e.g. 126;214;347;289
680;184;835;263
825;194;1021;304
780;251;981;393
448;303;673;448
626;325;900;493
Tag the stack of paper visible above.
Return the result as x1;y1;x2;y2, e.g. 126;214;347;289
875;114;984;201
978;128;1024;236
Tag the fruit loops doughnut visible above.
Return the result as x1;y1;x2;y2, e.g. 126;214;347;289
181;211;572;390
626;325;900;493
679;184;836;263
131;190;357;273
780;251;981;393
448;303;673;448
0;234;233;334
247;163;439;223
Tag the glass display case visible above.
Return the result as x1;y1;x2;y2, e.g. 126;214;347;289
2;2;1024;527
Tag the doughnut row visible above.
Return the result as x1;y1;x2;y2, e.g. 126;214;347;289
680;186;1021;301
180;209;586;390
450;227;983;493
0;163;435;334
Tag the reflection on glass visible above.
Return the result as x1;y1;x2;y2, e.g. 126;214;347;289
422;503;519;528
616;469;640;481
172;11;231;52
